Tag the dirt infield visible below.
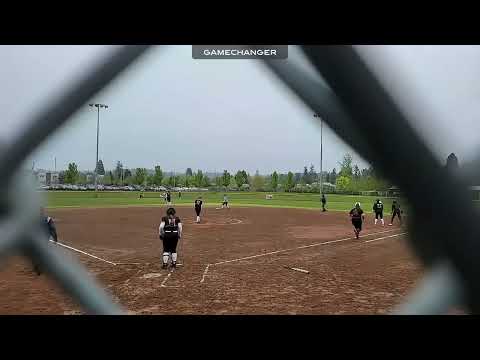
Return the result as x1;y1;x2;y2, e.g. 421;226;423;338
0;207;422;314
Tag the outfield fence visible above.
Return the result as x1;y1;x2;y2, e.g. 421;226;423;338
1;45;477;314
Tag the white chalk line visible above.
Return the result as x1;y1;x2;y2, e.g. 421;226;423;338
199;228;406;283
211;228;402;266
50;240;117;266
189;219;243;226
160;269;184;288
200;264;211;283
364;232;407;243
160;271;172;287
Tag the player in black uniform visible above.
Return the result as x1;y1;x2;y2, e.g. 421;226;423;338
34;208;59;275
158;207;183;269
321;194;327;212
389;200;402;226
194;197;203;223
372;199;384;226
166;191;172;205
349;202;365;239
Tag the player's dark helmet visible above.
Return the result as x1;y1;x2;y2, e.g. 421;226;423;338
167;207;176;216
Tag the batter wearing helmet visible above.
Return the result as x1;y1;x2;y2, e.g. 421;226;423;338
349;202;365;239
194;197;203;223
158;208;183;269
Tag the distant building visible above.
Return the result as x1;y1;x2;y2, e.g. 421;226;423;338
34;170;59;185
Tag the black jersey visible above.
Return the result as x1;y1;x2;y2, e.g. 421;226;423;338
349;208;364;221
195;199;203;209
321;195;326;204
44;216;58;242
162;216;181;229
166;193;171;201
373;202;384;213
392;203;400;213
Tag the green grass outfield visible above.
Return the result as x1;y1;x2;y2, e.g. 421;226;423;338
45;191;407;214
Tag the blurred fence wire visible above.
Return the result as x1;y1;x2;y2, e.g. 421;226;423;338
1;45;476;314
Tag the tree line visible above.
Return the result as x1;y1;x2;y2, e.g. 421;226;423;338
58;154;390;193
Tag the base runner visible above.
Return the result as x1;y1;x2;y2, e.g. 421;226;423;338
349;202;365;239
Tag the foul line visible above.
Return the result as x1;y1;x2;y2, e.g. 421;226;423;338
50;240;117;266
364;232;407;243
200;264;211;283
211;228;402;266
161;271;172;287
199;228;407;283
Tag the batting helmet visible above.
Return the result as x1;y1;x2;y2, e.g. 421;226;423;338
166;207;176;216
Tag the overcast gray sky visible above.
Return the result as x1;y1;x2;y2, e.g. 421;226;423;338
2;45;479;174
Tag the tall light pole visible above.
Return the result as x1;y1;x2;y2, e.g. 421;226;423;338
89;103;108;193
314;113;323;204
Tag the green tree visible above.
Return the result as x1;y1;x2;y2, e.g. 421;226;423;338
228;177;238;190
153;166;164;185
146;174;155;186
113;161;123;183
64;163;79;184
235;170;246;188
330;168;337;184
271;171;279;191
353;165;360;179
221;170;231;188
134;168;148;185
215;175;222;187
77;172;87;184
186;168;193;177
336;176;351;192
339;153;353;177
96;160;105;176
302;166;309;184
58;171;65;184
285;171;295;191
252;170;265;191
201;176;210;188
194;170;204;187
103;171;113;185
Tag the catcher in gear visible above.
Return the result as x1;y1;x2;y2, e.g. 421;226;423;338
159;207;183;269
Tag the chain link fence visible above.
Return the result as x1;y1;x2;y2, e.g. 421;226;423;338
1;45;476;314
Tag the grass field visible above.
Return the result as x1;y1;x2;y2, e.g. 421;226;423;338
45;191;406;214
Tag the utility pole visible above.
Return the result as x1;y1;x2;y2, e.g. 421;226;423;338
314;113;323;205
89;103;109;193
